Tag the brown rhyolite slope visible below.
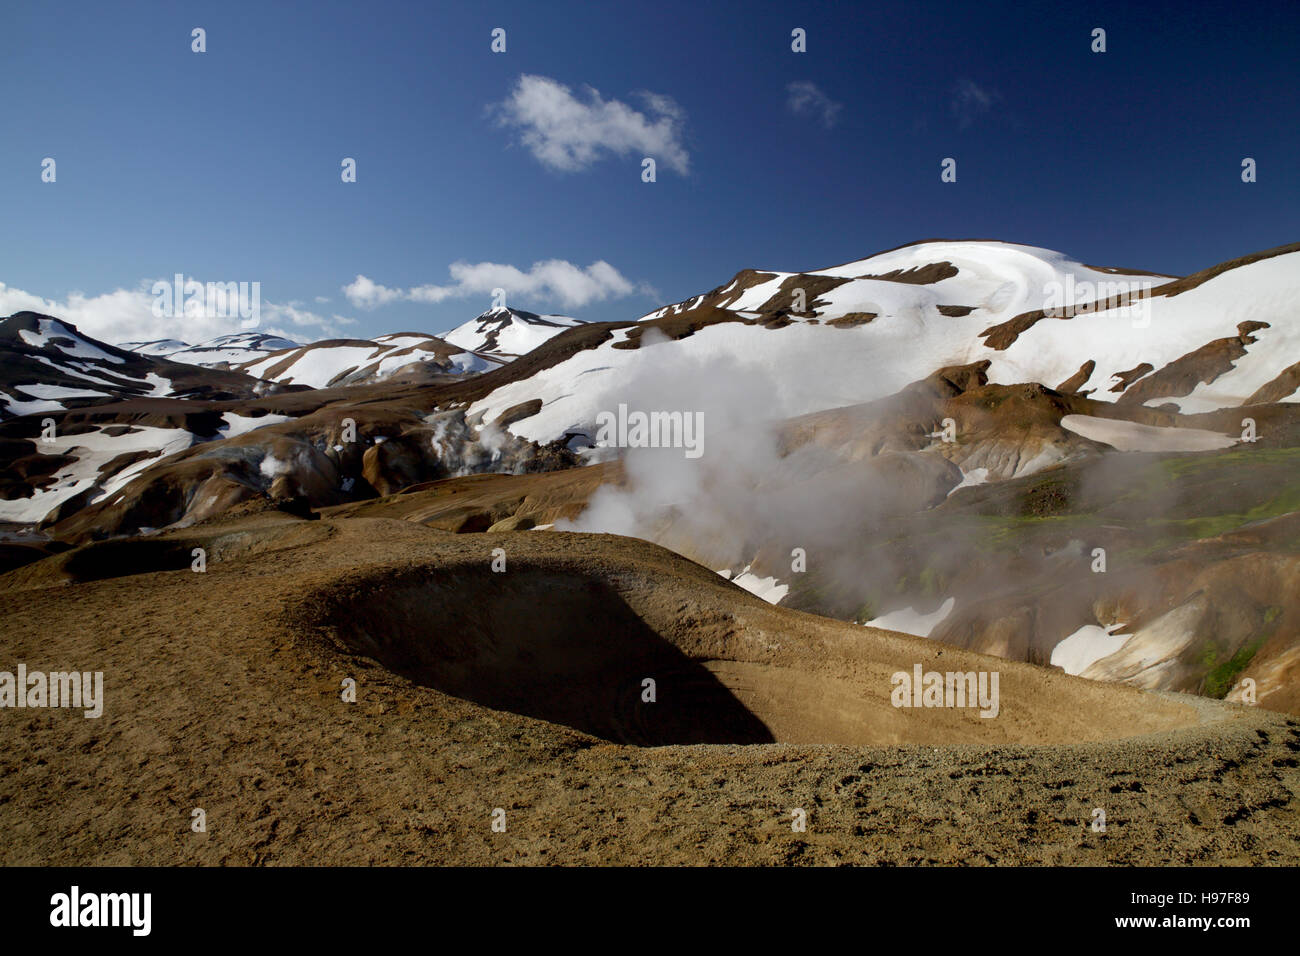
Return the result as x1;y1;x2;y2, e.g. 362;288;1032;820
319;463;622;533
1116;322;1270;407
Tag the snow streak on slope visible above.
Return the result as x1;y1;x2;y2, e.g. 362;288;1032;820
240;343;380;388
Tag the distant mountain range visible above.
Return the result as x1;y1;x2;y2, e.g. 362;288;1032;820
0;312;285;419
119;332;300;366
103;307;586;391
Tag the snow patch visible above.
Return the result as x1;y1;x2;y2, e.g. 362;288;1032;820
1060;415;1237;452
1050;624;1132;675
220;412;293;439
865;597;955;637
717;565;789;604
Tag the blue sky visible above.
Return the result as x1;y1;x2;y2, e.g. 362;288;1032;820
1;0;1297;345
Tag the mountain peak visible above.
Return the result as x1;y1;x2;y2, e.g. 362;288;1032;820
446;306;584;356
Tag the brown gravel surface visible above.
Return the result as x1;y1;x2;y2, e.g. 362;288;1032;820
1;514;1296;865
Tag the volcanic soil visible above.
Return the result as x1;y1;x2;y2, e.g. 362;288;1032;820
1;512;1297;865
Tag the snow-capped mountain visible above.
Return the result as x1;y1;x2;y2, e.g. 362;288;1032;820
0;312;277;418
118;338;189;357
442;306;585;358
165;332;301;366
121;332;301;366
441;239;1300;714
468;239;1300;447
234;332;502;388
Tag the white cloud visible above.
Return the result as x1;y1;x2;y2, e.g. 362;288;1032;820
491;74;689;175
786;81;842;129
264;302;355;331
0;279;345;346
346;258;648;311
951;78;998;128
341;275;402;309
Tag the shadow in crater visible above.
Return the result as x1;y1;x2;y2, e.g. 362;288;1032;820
61;539;197;582
326;568;776;746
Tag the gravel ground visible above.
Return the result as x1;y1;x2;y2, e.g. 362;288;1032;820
1;515;1295;865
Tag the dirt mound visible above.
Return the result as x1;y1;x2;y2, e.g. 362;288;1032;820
2;513;1296;865
236;519;1205;748
320;464;620;532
